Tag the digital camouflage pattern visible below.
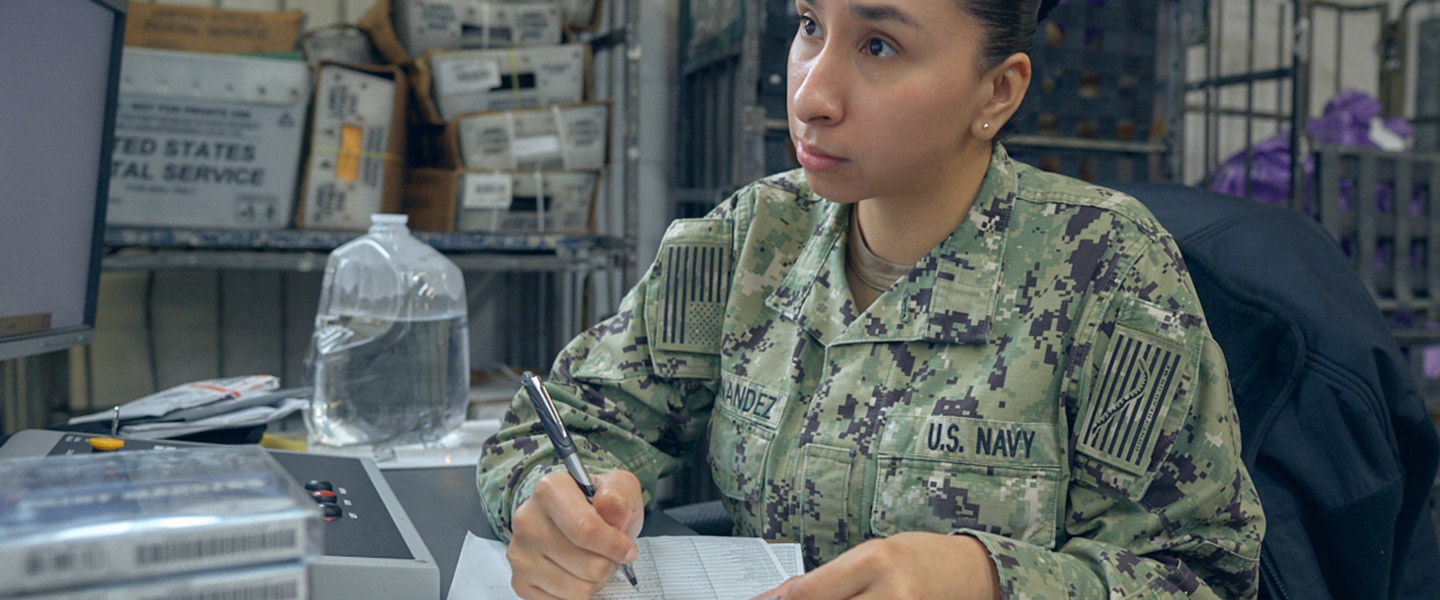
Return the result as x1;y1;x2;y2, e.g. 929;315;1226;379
478;143;1265;599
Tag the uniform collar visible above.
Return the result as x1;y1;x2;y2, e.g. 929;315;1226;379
765;143;1017;347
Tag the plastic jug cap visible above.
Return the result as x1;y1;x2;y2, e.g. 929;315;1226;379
370;214;409;226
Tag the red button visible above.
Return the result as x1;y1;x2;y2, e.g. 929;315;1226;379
311;490;337;500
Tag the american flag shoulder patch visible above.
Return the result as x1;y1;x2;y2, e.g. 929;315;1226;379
1077;324;1189;475
656;241;730;353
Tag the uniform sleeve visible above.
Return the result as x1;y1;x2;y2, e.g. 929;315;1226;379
475;198;746;541
962;236;1265;599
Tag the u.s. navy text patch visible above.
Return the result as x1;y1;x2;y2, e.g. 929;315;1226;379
1078;325;1187;475
657;242;730;353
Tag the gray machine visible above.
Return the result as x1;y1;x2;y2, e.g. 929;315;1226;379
0;430;440;600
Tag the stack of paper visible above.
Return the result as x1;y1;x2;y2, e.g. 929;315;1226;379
450;534;804;600
68;376;306;439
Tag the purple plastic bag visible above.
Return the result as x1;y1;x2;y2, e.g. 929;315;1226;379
1207;133;1312;205
1207;90;1411;207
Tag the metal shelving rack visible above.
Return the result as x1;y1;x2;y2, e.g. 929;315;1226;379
83;0;644;404
675;0;768;218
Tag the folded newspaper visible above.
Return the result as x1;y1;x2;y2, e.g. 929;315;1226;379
69;376;307;439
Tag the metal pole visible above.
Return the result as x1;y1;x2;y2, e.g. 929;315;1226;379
1290;0;1310;213
1334;4;1343;98
1246;0;1258;199
1277;1;1287;145
624;0;642;288
1205;0;1219;182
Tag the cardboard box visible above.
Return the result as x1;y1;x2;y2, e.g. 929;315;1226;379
446;102;608;170
300;25;379;69
124;2;304;54
296;63;409;231
497;0;601;31
107;49;310;230
394;0;563;56
417;44;587;122
403;168;596;234
358;0;562;65
359;0;412;65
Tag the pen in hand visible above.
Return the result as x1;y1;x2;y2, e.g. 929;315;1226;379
522;371;640;588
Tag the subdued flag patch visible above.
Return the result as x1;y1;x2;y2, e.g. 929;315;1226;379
1078;325;1187;475
658;242;729;353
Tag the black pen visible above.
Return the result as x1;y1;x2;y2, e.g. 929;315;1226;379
522;371;640;588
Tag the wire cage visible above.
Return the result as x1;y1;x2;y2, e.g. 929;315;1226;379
1189;0;1440;533
1006;0;1190;184
1189;0;1440;337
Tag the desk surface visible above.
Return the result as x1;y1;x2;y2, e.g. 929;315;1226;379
382;466;695;598
0;431;695;600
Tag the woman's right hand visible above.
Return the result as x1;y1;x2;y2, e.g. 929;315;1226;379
506;469;645;599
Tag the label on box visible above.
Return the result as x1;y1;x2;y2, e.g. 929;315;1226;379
512;135;563;158
438;59;501;95
511;6;561;43
416;0;460;33
461;173;513;209
108;98;305;229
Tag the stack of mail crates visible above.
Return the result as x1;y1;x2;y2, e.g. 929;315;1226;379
103;2;411;232
104;4;312;230
361;0;606;235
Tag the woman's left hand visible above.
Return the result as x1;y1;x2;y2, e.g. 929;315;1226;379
751;532;1001;600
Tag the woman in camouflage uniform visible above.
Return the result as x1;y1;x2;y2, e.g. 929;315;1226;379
479;1;1266;598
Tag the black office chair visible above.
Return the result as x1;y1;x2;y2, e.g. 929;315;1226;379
1119;183;1440;600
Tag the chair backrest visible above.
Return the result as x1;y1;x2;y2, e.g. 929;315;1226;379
1114;182;1440;600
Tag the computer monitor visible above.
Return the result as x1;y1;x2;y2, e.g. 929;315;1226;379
0;0;126;362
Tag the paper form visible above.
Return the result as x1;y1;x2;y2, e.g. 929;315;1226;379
448;533;803;600
769;543;805;579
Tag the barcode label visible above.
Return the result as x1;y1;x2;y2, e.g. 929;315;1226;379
462;173;513;210
136;529;299;566
25;544;108;576
4;519;311;594
438;59;501;95
148;581;300;600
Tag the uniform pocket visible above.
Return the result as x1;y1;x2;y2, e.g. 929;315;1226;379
707;405;773;502
869;415;1061;549
800;444;855;565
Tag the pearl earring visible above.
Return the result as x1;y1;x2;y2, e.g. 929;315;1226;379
982;123;991;130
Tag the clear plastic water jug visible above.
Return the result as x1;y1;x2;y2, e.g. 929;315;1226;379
305;214;470;447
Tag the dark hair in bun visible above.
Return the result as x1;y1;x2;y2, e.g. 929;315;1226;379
954;0;1056;138
1038;0;1061;22
957;0;1049;70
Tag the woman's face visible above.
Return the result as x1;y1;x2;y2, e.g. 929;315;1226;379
788;0;992;204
